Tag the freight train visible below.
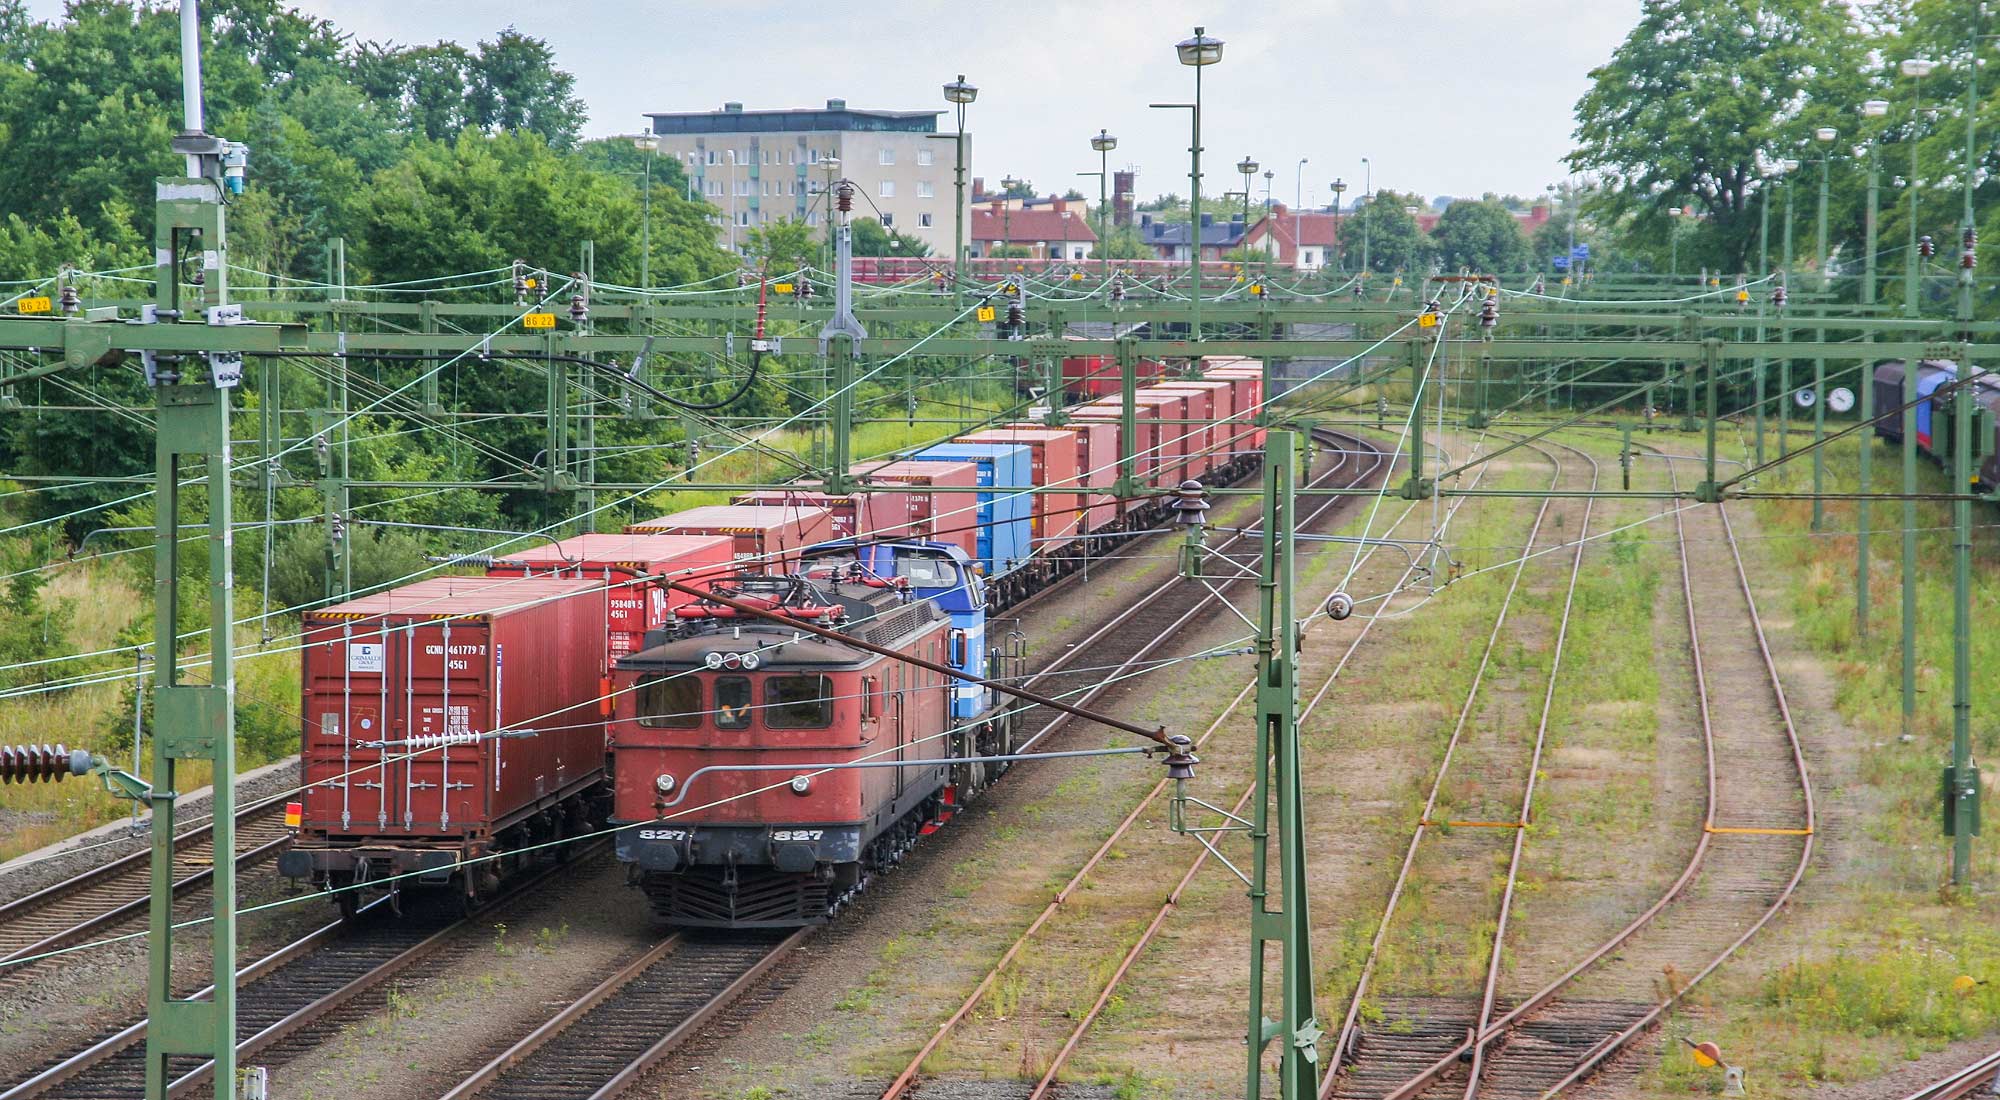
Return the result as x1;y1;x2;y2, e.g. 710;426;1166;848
284;361;1271;922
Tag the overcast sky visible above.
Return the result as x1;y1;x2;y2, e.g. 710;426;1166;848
32;0;1645;206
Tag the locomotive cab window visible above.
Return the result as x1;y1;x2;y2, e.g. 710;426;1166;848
715;676;753;729
766;675;834;729
636;675;700;728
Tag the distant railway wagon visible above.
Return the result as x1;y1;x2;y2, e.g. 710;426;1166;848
625;504;834;572
1872;359;2000;489
283;575;611;912
483;533;737;664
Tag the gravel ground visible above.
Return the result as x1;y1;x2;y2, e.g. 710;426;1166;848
0;754;301;906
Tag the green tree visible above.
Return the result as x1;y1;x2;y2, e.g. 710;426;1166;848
467;27;586;149
745;217;818;274
1093;225;1152;260
850;217;932;258
1567;0;1869;273
1338;191;1434;274
1430;200;1532;273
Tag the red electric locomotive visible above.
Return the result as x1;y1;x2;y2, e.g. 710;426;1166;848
609;571;967;927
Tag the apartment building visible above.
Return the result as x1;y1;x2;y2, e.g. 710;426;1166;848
641;99;973;256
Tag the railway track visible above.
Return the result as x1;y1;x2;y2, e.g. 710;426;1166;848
0;845;608;1100
1322;438;1814;1100
0;795;294;974
1897;1049;2000;1100
1322;435;1597;1099
878;421;1512;1100
434;425;1391;1100
434;930;806;1100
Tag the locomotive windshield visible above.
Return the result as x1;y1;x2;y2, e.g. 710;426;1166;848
765;675;834;728
636;675;700;728
716;676;753;728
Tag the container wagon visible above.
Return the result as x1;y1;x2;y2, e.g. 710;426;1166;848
283;575;610;913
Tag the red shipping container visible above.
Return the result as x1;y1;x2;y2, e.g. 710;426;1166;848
730;489;881;540
1146;387;1213;479
485;533;735;665
1206;367;1266;450
1152;381;1239;473
1061;355;1171;398
1071;402;1160;491
1002;419;1119;532
1134;392;1187;486
299;575;608;844
958;428;1082;545
625;505;832;572
855;459;982;558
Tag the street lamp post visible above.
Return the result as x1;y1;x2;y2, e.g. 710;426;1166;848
1815;126;1838;292
1667;206;1683;276
1000;175;1022;262
1811;126;1838;532
943;75;977;307
1360;156;1372;276
1237;156;1259;257
1175;26;1223;340
1857;99;1890;642
632;134;659;289
727;148;739;254
1862;102;1890;307
1900;58;1935;319
1778;158;1798;460
1330;178;1346;271
1294;157;1308;266
1091;128;1118;249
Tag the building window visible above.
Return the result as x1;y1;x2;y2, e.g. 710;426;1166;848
879;148;895;166
738;210;750;226
808;148;818;164
919;212;934;228
881;212;895;227
807;212;819;227
1073;246;1084;260
918;149;933;167
917;181;934;199
706;149;717;165
1304;250;1317;265
880;180;895;198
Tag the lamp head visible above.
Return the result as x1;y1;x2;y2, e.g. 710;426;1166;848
1900;58;1936;78
1862;99;1890;118
632;134;659;152
1814;126;1838;143
1331;178;1347;194
1238;156;1259;176
1092;129;1118;152
1176;26;1224;66
944;75;978;105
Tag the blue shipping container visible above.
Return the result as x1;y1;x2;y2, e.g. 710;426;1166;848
911;443;1033;578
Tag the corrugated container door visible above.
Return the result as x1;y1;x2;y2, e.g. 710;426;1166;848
400;619;493;833
304;618;400;833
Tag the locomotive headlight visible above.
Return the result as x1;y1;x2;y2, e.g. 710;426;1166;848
654;773;677;794
703;652;725;670
788;774;812;796
740;651;762;671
